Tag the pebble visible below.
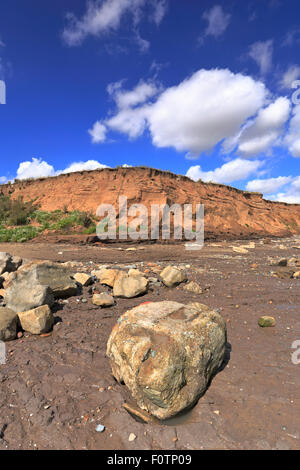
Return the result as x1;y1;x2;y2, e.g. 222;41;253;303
129;433;137;442
96;424;105;433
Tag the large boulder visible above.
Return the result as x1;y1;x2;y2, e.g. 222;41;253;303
5;261;77;309
18;305;54;335
4;282;54;314
160;266;187;287
106;301;227;420
0;307;18;341
113;275;148;298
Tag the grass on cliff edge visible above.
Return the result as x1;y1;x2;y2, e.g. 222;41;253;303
0;195;97;242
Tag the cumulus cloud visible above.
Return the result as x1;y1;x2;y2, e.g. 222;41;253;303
147;69;266;155
267;176;300;203
106;105;150;139
186;158;263;184
246;176;292;193
16;158;55;180
279;65;300;89
90;68;299;160
62;0;167;50
91;69;268;154
88;121;107;143
13;158;111;181
91;79;160;140
202;5;231;38
59;160;110;174
285;104;300;157
234;97;291;156
249;40;273;75
110;79;160;109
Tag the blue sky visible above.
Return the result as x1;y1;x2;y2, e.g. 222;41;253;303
0;0;300;202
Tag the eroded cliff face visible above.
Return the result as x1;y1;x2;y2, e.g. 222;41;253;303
1;167;300;239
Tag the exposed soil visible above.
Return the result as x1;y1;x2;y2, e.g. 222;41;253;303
0;237;299;450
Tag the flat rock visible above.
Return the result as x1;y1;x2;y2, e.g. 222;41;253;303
113;275;148;298
92;293;115;307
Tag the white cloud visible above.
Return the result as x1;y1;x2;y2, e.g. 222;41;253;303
92;79;160;140
59;160;110;174
63;0;142;46
88;121;107;143
106;105;149;138
14;158;110;181
111;80;160;109
279;65;300;89
147;69;266;155
249;40;273;75
235;97;291;156
62;0;167;50
246;176;292;193
285;104;300;157
91;68;297;161
186;158;263;184
0;176;8;184
268;176;300;203
202;5;231;38
16;158;55;180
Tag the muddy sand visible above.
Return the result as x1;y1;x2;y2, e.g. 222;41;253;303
0;237;299;450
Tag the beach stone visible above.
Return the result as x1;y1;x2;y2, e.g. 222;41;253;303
160;266;187;287
107;301;227;420
73;273;93;286
113;275;148;298
18;305;54;335
92;293;115;307
258;316;276;327
0;307;18;341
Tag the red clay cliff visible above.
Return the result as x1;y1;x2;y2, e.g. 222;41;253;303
0;167;299;240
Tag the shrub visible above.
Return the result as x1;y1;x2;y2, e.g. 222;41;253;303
0;195;39;226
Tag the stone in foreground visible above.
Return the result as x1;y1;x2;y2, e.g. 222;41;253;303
0;307;18;341
4;261;77;312
18;305;54;335
106;301;227;420
160;266;187;287
92;293;115;307
100;269;118;287
258;316;276;327
113;275;148;298
183;281;203;294
73;272;93;286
